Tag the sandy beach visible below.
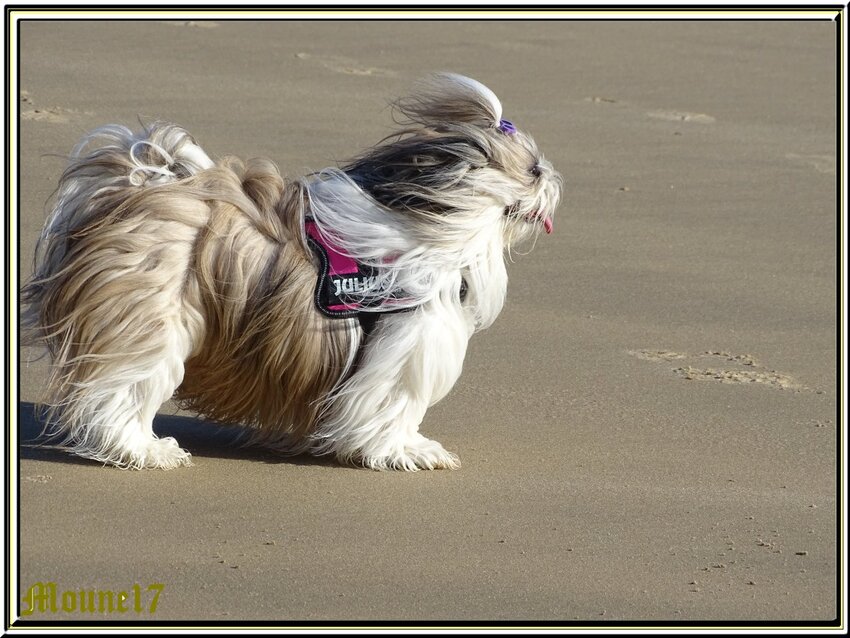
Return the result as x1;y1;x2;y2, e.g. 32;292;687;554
15;18;839;625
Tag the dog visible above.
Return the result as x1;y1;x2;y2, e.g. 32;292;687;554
22;73;562;471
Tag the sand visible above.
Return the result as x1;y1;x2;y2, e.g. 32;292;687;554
14;18;839;625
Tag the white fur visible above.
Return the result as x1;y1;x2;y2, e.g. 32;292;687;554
312;300;470;471
62;318;195;469
302;170;509;469
305;169;508;326
442;72;504;124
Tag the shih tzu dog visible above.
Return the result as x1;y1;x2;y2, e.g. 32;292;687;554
22;73;562;471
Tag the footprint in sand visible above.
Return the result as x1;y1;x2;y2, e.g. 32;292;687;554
21;107;73;123
628;349;816;392
583;98;715;126
785;153;835;175
162;21;219;28
295;52;394;76
20;90;92;123
585;96;621;104
646;110;716;124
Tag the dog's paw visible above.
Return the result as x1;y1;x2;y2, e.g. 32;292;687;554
358;435;460;472
138;437;193;469
104;436;193;470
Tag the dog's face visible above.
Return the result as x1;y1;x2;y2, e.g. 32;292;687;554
342;74;563;250
480;123;563;246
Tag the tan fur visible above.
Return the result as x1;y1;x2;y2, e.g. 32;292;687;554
24;154;355;445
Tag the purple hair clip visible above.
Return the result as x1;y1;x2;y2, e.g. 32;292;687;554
497;119;517;135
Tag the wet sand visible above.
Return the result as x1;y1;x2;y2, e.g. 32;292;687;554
15;19;838;624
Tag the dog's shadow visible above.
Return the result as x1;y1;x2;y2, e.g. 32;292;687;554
17;402;335;468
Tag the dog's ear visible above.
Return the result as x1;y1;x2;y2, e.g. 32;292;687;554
394;73;503;130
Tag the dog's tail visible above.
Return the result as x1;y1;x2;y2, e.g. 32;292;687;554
40;122;213;255
22;122;214;343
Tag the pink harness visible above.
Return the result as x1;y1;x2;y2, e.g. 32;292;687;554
305;219;410;324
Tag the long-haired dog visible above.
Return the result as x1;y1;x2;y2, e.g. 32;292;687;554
22;73;562;471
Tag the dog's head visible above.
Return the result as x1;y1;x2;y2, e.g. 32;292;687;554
343;73;563;250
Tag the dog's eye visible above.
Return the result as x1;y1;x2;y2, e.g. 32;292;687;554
529;164;542;178
504;202;521;217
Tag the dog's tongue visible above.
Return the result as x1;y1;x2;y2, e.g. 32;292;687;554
526;210;554;234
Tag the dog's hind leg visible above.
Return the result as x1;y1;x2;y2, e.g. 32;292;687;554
29;219;205;469
50;314;196;470
22;122;214;469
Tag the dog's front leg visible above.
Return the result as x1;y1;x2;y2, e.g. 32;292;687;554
311;301;469;471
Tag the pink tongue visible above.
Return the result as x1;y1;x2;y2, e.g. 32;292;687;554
543;218;553;234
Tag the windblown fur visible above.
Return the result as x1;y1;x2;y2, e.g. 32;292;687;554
22;73;562;471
